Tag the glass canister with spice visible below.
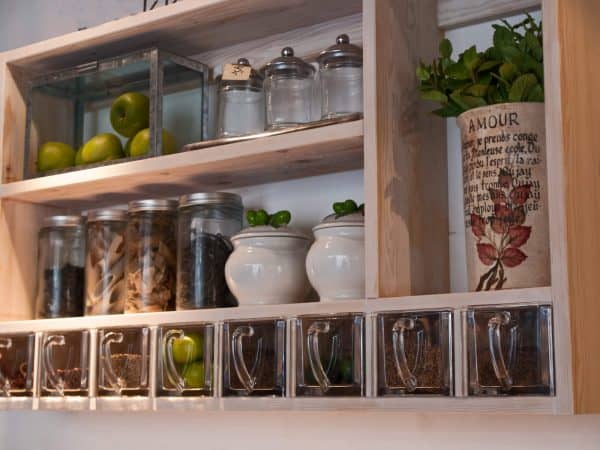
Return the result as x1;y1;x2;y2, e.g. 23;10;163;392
125;199;177;313
35;216;85;319
264;47;316;129
177;192;243;310
216;58;265;138
318;34;363;119
85;209;127;315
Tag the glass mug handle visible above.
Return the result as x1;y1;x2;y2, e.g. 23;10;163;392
162;329;186;392
42;334;66;396
307;321;333;393
0;338;13;396
392;318;422;392
101;331;125;395
232;325;262;394
488;311;518;389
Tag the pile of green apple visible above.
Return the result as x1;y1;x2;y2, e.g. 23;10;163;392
171;333;205;389
36;92;177;173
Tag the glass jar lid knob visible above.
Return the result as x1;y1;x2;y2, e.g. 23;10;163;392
336;34;350;45
282;47;294;57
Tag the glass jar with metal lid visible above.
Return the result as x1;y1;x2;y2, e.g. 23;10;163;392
264;47;316;129
177;192;243;310
35;216;85;319
85;209;127;316
317;34;363;119
216;58;266;138
125;199;177;314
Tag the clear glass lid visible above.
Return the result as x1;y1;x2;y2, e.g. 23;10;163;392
264;47;316;79
318;34;363;68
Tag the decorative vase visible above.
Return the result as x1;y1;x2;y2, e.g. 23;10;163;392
456;102;550;291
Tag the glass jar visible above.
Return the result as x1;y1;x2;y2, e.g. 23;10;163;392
216;58;265;138
177;192;243;309
85;209;127;315
264;47;316;129
318;34;363;119
35;216;85;319
0;333;35;397
125;199;177;313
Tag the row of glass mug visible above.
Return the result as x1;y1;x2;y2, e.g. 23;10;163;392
0;304;554;400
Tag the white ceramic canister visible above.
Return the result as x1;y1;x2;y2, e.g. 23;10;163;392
225;226;311;305
306;212;365;301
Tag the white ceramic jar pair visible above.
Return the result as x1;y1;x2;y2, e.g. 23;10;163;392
225;213;365;305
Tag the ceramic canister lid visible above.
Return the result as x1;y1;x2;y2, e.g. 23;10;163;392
312;211;364;231
231;225;309;241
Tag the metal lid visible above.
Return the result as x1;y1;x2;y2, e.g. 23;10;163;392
313;211;364;231
128;199;178;213
231;225;309;241
87;209;128;222
179;192;243;209
264;47;316;79
318;34;363;68
42;215;84;228
219;58;264;91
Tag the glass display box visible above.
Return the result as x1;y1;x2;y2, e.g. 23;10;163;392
24;48;207;178
0;333;36;398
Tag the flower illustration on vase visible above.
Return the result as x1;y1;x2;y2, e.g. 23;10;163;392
471;168;532;291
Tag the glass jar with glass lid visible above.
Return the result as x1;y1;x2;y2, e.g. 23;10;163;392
263;47;316;129
317;34;363;119
216;58;265;138
125;199;177;314
35;216;85;319
85;209;127;316
177;192;243;310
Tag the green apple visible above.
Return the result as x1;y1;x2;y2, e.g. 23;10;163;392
183;362;205;389
171;333;203;364
110;92;150;137
81;133;124;164
129;128;177;157
124;137;133;157
37;141;76;172
74;147;84;166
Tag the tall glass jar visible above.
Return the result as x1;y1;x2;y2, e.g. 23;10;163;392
264;47;316;129
125;200;177;313
318;34;363;119
35;216;85;319
85;209;127;316
177;192;243;310
216;58;265;138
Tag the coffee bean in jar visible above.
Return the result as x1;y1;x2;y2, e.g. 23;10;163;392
125;200;177;313
35;216;85;319
85;209;127;315
177;192;243;310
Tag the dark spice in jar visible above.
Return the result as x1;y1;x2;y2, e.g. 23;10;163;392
383;342;443;391
178;232;236;309
55;367;83;390
40;264;84;318
109;353;143;388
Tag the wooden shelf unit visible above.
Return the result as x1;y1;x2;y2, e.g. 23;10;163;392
0;0;597;414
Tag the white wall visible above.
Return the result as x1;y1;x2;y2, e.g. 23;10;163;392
0;2;598;449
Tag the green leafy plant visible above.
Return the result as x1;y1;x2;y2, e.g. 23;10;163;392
417;15;544;117
332;199;364;218
246;209;291;228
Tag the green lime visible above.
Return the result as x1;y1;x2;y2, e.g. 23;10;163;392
81;133;124;164
333;202;345;215
37;141;76;172
246;210;257;226
270;210;291;228
183;362;205;389
255;209;270;226
129;128;178;157
171;333;203;364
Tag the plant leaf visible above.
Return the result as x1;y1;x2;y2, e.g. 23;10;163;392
416;64;431;81
510;184;532;205
470;213;486;238
421;90;448;103
477;60;502;73
509;74;538;102
501;247;527;268
493;25;515;48
446;62;470;80
508;225;532;247
464;84;489;97
499;63;519;82
490;217;508;234
439;38;453;58
527;83;545;102
450;92;487;110
477;243;498;266
513;206;526;225
432;103;464;118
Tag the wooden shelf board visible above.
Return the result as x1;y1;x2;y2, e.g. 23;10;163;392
0;120;364;209
0;286;551;333
1;0;362;72
438;0;541;29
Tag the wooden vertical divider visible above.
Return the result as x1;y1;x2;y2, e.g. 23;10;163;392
364;0;449;298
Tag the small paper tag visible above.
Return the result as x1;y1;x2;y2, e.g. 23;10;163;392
222;63;252;81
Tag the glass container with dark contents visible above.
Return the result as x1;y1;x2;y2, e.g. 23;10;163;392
125;199;178;313
35;216;85;318
40;330;90;396
0;333;35;397
176;192;243;309
222;318;286;397
377;310;453;396
85;209;127;315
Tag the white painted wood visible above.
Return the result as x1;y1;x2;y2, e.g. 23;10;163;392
438;0;541;29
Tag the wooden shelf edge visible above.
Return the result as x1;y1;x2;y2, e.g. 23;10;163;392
0;120;364;208
438;0;541;29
